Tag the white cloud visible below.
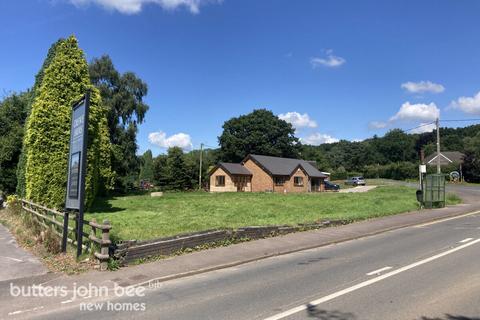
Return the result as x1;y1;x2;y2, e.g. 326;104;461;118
401;81;445;94
410;122;436;134
69;0;220;14
368;121;388;130
302;133;339;145
278;112;317;129
450;91;480;115
389;102;440;122
310;50;346;68
148;131;192;150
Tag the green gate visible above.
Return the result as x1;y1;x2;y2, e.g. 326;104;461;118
423;174;446;209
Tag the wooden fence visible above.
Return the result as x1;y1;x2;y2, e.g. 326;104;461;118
18;199;347;268
20;199;111;270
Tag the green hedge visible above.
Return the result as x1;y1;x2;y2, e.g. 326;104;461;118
24;36;113;210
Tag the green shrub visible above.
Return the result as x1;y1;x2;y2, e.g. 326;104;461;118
6;195;21;214
43;227;62;254
23;36;113;210
362;162;418;180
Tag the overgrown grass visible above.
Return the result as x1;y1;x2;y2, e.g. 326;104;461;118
0;206;94;274
88;186;426;241
446;192;462;205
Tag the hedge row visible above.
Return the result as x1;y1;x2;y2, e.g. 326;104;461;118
24;36;113;210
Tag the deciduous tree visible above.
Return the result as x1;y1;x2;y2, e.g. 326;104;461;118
219;109;299;162
89;55;149;193
0;93;29;194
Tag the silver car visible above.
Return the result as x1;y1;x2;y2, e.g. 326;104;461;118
345;176;366;186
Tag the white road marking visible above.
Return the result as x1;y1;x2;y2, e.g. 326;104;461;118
8;306;44;316
263;238;480;320
366;266;392;276
413;210;480;228
0;256;23;262
459;238;474;243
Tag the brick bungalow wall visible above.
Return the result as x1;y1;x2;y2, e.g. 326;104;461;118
209;167;237;192
209;167;251;192
273;167;310;193
243;159;274;192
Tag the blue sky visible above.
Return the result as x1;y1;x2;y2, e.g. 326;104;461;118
2;0;480;155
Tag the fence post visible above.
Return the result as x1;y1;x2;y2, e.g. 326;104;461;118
90;218;97;254
98;220;111;271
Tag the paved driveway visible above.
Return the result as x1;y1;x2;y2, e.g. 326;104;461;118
0;223;48;281
339;185;377;193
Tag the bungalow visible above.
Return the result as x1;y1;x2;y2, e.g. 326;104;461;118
425;151;466;180
425;151;465;167
209;154;328;193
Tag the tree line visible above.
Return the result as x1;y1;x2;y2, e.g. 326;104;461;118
2;40;480;199
0;36;149;207
137;109;480;192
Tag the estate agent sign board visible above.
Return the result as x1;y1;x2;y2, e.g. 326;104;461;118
64;92;90;256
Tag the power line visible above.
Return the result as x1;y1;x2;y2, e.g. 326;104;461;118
202;144;218;149
404;118;480;133
440;118;480;123
404;121;435;132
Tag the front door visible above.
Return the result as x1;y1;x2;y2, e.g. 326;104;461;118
311;179;321;192
235;176;245;192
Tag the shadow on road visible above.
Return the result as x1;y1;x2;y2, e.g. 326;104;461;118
306;304;356;319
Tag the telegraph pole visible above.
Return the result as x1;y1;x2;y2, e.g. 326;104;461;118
198;143;204;190
436;117;441;174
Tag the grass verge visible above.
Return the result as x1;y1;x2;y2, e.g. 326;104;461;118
0;206;94;274
88;186;429;241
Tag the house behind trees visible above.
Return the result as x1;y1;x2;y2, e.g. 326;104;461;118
209;154;328;193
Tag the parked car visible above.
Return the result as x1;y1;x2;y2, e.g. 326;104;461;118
345;176;366;186
324;180;340;191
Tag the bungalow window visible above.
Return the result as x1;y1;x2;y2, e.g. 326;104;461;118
294;176;303;186
216;175;225;187
274;177;285;186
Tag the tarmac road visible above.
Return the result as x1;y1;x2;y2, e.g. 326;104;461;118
28;208;480;320
0;223;47;282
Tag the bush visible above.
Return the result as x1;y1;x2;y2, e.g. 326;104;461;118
43;227;61;254
23;36;113;210
6;195;21;214
363;162;418;180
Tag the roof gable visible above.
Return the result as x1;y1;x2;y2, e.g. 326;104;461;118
211;162;252;176
425;151;465;165
244;154;327;178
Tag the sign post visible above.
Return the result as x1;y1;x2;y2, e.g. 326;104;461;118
64;92;90;257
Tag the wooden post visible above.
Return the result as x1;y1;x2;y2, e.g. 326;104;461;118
100;220;110;271
90;218;97;254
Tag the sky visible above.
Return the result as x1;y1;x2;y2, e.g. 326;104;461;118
2;0;480;155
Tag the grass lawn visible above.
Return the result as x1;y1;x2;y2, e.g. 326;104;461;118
87;186;426;241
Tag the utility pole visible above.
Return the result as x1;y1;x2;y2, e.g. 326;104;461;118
436;117;441;174
198;143;204;190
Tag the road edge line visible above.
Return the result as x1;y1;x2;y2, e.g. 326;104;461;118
129;209;480;289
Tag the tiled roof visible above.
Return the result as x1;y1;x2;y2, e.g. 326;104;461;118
425;151;465;165
218;162;252;175
246;154;327;178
